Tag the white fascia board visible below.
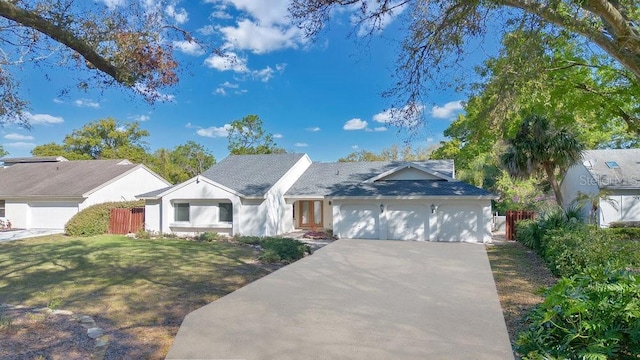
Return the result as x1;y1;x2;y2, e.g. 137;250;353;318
364;163;454;183
283;194;327;200
147;175;246;199
328;195;498;201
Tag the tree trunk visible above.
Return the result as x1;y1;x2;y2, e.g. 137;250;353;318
543;163;564;208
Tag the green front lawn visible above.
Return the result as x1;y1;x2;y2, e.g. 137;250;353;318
0;235;275;358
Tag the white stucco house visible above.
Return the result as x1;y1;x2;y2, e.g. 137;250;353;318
561;149;640;227
0;156;171;229
139;153;497;243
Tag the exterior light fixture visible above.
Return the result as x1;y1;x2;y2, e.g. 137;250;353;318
431;204;436;213
380;204;384;213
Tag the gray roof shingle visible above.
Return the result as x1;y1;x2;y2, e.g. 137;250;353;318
0;159;139;197
582;149;640;189
284;160;493;198
202;153;307;197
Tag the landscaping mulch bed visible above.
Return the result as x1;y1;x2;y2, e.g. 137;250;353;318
486;240;557;347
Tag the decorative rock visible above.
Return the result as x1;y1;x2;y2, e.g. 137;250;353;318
34;307;53;313
52;309;73;315
80;315;96;328
95;335;110;348
87;327;104;339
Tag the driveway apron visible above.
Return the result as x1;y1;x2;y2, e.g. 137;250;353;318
166;239;513;360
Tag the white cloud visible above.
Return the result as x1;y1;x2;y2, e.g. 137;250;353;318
198;25;216;35
210;10;233;19
211;0;291;25
352;145;359;149
4;133;34;141
294;142;308;147
4;142;36;148
306;127;321;132
173;40;205;56
219;19;305;54
343;118;368;130
134;83;176;102
373;104;425;128
371;126;387;132
353;1;408;37
214;88;227;96
196;124;232;138
431;100;464;119
165;4;189;24
25;112;64;125
204;52;249;73
101;0;124;10
273;133;283;139
52;98;63;104
74;99;100;108
132;115;151;122
426;137;434;143
220;81;239;88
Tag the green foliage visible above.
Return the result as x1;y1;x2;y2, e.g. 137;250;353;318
0;144;8;158
65;201;144;236
609;221;640;229
227;115;284;155
235;236;311;263
516;268;640;359
515;220;543;251
150;141;216;184
604;227;640;241
196;232;223;242
338;144;434;162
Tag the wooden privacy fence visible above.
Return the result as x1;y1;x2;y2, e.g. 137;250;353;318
109;207;144;235
505;210;536;241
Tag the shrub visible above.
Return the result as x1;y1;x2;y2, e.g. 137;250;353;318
604;227;640;241
258;249;281;263
197;232;223;242
260;237;310;263
65;201;144;236
516;267;640;359
235;236;262;245
516;220;543;252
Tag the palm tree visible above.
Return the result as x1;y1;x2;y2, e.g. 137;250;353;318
501;114;584;208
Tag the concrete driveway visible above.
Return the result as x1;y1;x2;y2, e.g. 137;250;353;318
0;229;64;243
167;240;513;360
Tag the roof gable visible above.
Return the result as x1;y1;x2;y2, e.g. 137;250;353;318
201;153;307;197
0;159;143;198
365;163;453;183
580;149;640;189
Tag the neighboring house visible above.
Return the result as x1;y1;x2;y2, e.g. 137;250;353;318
561;149;640;227
139;153;497;243
0;157;171;229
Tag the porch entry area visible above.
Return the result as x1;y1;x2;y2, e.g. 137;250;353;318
295;200;324;229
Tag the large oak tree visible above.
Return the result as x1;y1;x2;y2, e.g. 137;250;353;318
0;0;185;126
290;0;640;130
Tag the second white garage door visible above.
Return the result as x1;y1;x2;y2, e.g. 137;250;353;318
386;205;428;241
30;202;79;229
437;205;479;242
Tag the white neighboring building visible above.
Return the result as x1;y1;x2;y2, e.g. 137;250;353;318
561;149;640;227
0;157;171;229
140;153;497;243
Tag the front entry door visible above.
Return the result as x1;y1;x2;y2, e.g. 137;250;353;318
299;200;323;229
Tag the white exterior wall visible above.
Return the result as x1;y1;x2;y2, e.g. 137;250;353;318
599;191;640;227
158;179;241;236
144;200;162;233
238;155;312;236
560;164;599;221
82;167;170;210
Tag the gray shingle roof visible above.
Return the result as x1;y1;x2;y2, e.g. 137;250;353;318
137;185;175;199
287;159;492;198
581;149;640;189
329;180;494;197
0;159;140;197
202;153;307;197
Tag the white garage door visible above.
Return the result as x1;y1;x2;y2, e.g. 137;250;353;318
339;205;379;239
30;202;79;229
437;206;479;242
386;205;428;240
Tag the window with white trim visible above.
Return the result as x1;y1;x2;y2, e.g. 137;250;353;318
174;203;190;222
219;203;232;222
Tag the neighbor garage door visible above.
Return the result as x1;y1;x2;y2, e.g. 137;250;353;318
29;202;79;229
339;204;379;239
386;205;428;241
437;205;479;242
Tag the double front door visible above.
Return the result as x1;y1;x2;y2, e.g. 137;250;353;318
299;200;323;228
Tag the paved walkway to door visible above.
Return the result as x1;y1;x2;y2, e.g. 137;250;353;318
167;240;513;359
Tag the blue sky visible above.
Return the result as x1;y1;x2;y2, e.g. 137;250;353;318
1;0;488;162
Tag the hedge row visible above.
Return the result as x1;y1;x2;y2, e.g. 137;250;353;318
65;201;144;236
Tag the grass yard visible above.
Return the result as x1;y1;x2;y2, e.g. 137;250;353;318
486;241;557;349
0;234;276;359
